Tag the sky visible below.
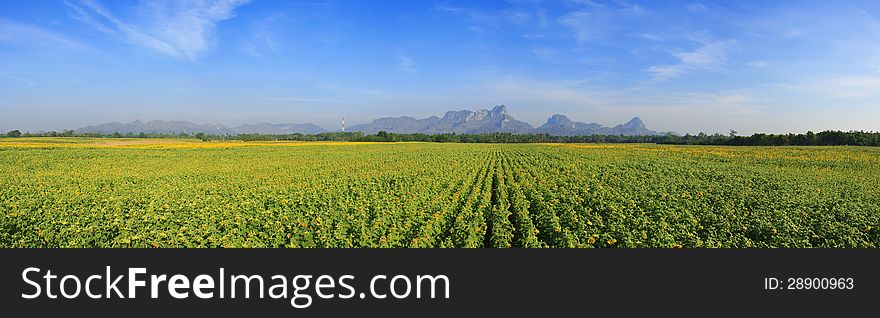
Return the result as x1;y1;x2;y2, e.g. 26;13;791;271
1;0;879;134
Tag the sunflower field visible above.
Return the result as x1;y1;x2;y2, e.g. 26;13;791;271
1;138;878;247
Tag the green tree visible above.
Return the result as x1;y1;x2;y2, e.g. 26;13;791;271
6;130;22;138
376;130;389;141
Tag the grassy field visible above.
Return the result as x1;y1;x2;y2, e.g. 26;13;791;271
1;137;878;248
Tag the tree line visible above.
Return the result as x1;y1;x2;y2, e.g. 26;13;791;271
3;129;879;146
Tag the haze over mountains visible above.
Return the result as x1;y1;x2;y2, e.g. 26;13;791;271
77;120;328;135
76;105;665;136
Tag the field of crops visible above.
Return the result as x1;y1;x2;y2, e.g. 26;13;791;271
1;138;878;247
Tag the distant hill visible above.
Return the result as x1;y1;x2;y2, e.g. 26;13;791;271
349;105;664;136
534;114;659;136
347;116;440;134
232;122;327;135
77;120;326;135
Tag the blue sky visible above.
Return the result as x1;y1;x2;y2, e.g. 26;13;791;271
1;0;879;134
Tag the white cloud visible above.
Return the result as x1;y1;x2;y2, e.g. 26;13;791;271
676;40;734;69
748;60;769;68
613;0;645;14
532;47;559;62
634;33;662;41
566;0;604;8
522;33;547;40
66;0;251;60
647;39;737;81
686;3;707;12
558;10;593;42
397;55;417;73
435;4;531;33
645;64;685;81
242;15;281;57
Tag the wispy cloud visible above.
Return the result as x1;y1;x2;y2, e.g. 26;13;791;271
565;0;604;8
435;4;531;33
485;76;600;106
558;1;648;43
748;60;769;68
0;18;88;50
532;47;559;62
812;75;880;99
614;90;769;133
824;76;880;99
647;39;737;81
686;3;707;13
65;0;251;60
613;0;645;14
258;97;358;104
634;33;663;41
782;29;803;39
315;83;387;98
397;55;418;73
0;74;36;86
558;10;593;42
242;15;281;57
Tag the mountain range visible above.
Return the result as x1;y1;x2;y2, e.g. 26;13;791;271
77;120;327;135
348;105;534;134
75;105;666;136
348;105;661;135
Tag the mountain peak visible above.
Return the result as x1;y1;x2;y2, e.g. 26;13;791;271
622;117;646;129
442;110;473;121
546;114;573;125
490;105;508;116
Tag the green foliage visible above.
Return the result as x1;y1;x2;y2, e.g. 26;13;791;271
5;130;22;138
0;140;878;247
